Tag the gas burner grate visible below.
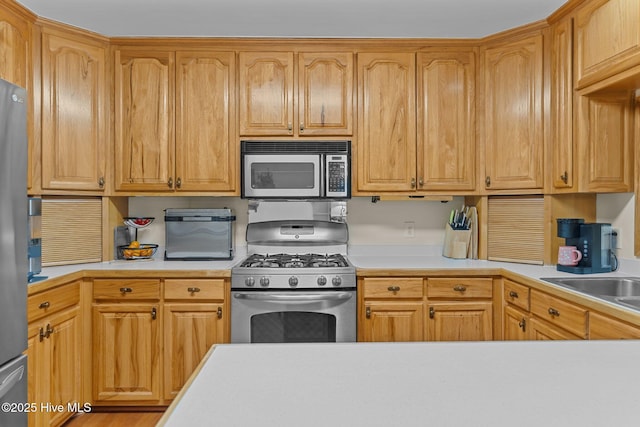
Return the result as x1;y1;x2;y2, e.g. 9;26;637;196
239;253;349;268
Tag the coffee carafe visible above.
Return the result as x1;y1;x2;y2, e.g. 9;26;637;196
556;218;615;274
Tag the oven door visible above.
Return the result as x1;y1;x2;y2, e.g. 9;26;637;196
243;154;321;198
231;290;356;343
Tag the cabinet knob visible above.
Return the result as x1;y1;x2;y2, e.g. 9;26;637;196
453;285;467;292
411;178;416;189
548;307;560;317
509;291;519;299
98;177;105;188
418;178;424;187
485;176;491;187
300;123;304;133
151;307;157;320
217;307;223;319
518;318;526;332
560;171;568;184
187;287;201;294
39;301;50;309
287;123;293;133
429;307;435;319
365;306;371;319
387;286;401;293
120;287;133;294
176;177;182;188
168;177;174;188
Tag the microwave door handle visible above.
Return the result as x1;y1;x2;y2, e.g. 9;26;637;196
233;292;353;303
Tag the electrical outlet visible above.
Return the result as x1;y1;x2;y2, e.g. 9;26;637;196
404;221;415;238
612;228;621;249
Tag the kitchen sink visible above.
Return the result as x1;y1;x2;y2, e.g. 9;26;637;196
540;277;640;311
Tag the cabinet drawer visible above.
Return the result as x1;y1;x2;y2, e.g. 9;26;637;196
530;289;587;338
164;279;225;300
427;278;492;299
28;281;80;322
503;279;530;311
362;278;424;299
93;279;160;300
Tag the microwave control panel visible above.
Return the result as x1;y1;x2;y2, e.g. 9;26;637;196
326;155;348;197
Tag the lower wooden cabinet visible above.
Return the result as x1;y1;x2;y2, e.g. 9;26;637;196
529;317;581;340
503;305;529;340
426;278;493;341
91;277;229;405
360;277;425;342
27;281;81;427
589;311;640;339
163;278;228;400
530;289;587;339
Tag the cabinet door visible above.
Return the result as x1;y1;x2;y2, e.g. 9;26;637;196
239;51;294;136
503;305;529;340
529;317;581;340
357;52;416;192
576;93;633;192
47;307;81;427
163;303;226;399
575;0;640;88
550;18;575;191
417;50;475;191
427;302;492;341
92;303;161;403
0;11;29;89
176;51;237;192
115;50;175;192
41;30;107;192
482;34;543;190
298;52;353;136
362;301;424;342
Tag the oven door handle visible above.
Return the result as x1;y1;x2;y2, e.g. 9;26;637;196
233;292;353;303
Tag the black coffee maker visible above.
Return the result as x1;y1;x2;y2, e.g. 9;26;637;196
556;218;614;274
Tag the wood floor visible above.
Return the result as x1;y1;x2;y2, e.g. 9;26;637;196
63;412;164;427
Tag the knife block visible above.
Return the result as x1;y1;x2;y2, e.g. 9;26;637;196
443;223;471;259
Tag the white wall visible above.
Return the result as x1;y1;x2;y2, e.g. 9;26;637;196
128;196;463;253
596;193;635;258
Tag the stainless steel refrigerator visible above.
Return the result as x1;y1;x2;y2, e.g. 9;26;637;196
0;78;28;426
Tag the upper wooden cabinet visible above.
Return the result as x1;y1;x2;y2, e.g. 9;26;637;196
114;48;237;193
0;6;30;88
575;92;634;192
356;52;416;192
41;28;108;192
575;0;640;88
114;49;175;192
238;51;353;136
481;33;544;192
550;17;575;192
417;49;476;192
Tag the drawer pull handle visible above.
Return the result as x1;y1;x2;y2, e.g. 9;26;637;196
187;287;201;294
453;285;467;292
217;307;223;319
366;307;371;319
39;301;50;309
509;291;519;299
120;287;133;294
39;327;46;342
548;308;560;317
387;286;401;293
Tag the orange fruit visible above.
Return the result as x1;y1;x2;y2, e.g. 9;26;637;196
129;241;140;249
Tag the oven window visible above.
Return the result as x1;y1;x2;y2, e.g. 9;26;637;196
250;312;337;343
250;163;315;189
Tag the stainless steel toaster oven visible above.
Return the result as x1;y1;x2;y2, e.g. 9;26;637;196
164;208;235;260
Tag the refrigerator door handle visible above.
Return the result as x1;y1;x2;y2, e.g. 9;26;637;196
0;365;24;400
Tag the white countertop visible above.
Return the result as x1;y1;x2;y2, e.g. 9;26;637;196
160;340;640;427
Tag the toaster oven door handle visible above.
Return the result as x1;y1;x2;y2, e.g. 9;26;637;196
233;292;353;303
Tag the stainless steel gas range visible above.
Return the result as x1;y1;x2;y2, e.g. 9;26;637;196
231;219;356;343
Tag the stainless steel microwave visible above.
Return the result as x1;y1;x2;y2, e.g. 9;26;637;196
241;140;351;199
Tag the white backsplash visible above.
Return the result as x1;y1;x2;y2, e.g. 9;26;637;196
127;193;637;260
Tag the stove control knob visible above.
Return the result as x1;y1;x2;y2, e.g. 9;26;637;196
289;276;299;287
332;276;342;287
245;277;255;287
259;277;270;287
317;276;327;286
